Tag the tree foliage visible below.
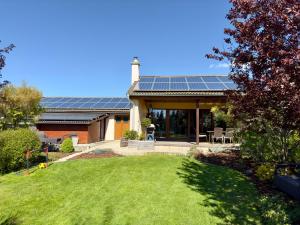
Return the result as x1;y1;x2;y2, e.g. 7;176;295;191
0;84;43;130
207;0;300;162
211;104;235;128
0;41;15;88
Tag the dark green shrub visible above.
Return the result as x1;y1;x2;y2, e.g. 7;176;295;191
60;138;74;153
239;129;281;163
258;195;291;225
0;128;41;174
124;130;138;140
289;131;300;162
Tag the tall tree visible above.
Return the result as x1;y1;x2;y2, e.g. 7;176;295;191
0;41;15;88
0;84;43;130
207;0;300;161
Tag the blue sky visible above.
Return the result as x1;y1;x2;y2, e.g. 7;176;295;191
1;0;231;97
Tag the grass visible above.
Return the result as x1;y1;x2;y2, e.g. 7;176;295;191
0;155;262;225
46;152;73;161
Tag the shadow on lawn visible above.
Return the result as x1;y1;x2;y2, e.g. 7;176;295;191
177;158;261;225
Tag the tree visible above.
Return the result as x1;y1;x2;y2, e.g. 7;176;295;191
206;0;300;162
0;84;43;130
0;41;15;88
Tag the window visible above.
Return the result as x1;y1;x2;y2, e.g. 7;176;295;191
115;116;121;122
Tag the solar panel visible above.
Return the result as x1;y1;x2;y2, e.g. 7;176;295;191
41;97;130;109
223;82;237;89
135;75;236;92
58;103;78;108
206;83;226;90
217;76;231;82
170;82;188;90
186;77;203;82
75;98;88;103
153;82;169;90
77;102;96;108
139;77;155;82
170;77;186;82
156;77;169;82
188;83;208;90
103;102;118;108
138;83;152;90
202;76;219;82
114;102;130;108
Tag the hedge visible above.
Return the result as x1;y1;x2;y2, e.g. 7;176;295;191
0;128;41;174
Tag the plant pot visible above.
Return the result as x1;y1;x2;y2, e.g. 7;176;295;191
120;138;128;147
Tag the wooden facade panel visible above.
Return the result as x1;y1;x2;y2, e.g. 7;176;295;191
37;124;89;144
88;121;100;143
114;115;129;140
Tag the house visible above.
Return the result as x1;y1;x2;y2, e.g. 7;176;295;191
37;57;235;144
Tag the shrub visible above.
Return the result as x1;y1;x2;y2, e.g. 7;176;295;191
255;163;275;181
239;129;280;163
289;131;300;163
123;130;138;140
258;195;291;225
0;128;41;174
141;118;151;129
125;130;138;140
60;138;74;153
139;133;145;141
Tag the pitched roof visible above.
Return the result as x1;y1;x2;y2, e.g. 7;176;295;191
37;112;107;124
128;75;236;97
40;97;131;111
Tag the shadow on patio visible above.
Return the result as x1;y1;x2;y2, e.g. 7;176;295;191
177;158;261;225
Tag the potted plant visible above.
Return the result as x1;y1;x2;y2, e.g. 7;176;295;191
120;130;138;147
141;118;152;140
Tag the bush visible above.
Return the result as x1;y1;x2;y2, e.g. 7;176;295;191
139;133;145;141
255;163;275;181
60;138;74;153
123;130;138;140
141;118;151;128
239;130;279;163
0;128;41;174
289;131;300;163
258;195;291;225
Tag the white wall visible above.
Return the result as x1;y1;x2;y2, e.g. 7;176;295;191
105;115;115;140
129;99;148;135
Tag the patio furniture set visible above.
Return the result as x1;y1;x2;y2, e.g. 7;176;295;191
200;127;235;143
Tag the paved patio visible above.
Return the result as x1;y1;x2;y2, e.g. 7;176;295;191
56;140;239;162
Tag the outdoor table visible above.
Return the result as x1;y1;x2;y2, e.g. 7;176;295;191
207;131;214;142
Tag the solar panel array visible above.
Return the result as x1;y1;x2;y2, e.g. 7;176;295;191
135;76;237;91
41;97;131;109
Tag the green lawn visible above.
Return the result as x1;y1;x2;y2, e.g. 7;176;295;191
0;155;262;225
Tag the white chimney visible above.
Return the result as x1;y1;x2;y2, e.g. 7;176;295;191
131;56;140;84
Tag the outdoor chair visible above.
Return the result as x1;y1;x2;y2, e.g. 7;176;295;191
199;133;207;142
224;128;235;143
212;127;224;144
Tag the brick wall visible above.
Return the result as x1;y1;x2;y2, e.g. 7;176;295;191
37;124;89;144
